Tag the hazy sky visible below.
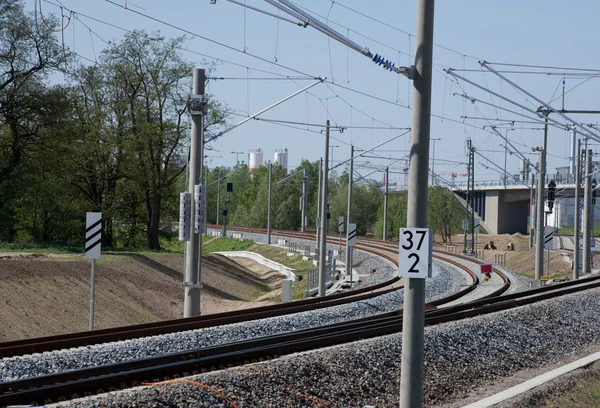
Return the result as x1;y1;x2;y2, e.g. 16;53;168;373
28;0;600;186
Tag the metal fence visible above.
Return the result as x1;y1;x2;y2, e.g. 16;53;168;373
452;173;577;189
304;257;336;298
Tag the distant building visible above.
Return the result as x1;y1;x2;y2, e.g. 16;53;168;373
274;148;289;174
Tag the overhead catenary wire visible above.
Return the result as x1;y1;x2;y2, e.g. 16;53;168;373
44;0;316;81
102;0;318;78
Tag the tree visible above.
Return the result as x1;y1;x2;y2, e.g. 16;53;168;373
0;0;65;185
100;31;228;249
428;186;462;244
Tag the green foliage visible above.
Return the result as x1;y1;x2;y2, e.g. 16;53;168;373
374;191;407;240
202;237;254;254
373;187;463;241
0;9;230;250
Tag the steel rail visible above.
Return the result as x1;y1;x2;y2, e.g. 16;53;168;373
4;274;600;406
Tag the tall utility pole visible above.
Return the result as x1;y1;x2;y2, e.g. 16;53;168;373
529;173;535;249
345;145;354;285
383;166;389;241
583;148;592;274
183;68;205;318
318;121;330;297
534;116;549;280
574;140;582;279
316;158;322;251
267;163;272;245
216;170;221;225
399;0;434;406
430;138;441;186
463;140;475;254
301;169;308;232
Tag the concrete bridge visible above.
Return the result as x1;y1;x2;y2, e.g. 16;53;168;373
451;173;599;234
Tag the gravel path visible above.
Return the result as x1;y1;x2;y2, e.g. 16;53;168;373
66;286;600;408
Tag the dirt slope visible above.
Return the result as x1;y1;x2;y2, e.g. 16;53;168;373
0;253;278;342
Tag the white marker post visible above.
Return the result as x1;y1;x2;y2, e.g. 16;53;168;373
347;223;356;287
544;226;554;278
85;212;102;331
474;217;481;254
399;228;433;279
338;216;345;251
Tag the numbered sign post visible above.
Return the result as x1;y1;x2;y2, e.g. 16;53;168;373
399;228;433;279
85;212;102;331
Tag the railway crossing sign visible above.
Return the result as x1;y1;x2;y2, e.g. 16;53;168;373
85;212;102;259
347;223;357;247
462;219;469;231
338;216;345;233
544;226;554;250
399;228;433;279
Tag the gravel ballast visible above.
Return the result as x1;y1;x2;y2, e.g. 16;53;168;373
0;244;464;382
66;286;600;408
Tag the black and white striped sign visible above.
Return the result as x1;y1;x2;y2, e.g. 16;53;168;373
347;223;357;247
85;212;102;259
544;226;554;250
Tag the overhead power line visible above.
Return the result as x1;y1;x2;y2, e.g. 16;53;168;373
102;0;317;78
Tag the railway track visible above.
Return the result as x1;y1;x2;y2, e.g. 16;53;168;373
0;228;493;359
2;273;600;406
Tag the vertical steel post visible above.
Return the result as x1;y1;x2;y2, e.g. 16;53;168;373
318;122;330;297
345;145;354;285
267;163;272;244
301;169;308;232
583;148;592;273
89;259;96;330
529;173;535;249
316;158;322;250
184;68;205;318
534;117;548;280
399;0;434;406
574;140;581;279
383;166;389;241
216;170;221;225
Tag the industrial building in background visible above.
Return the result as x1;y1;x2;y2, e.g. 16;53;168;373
248;148;263;174
274;148;289;174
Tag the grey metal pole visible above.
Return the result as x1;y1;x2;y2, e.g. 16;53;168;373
184;68;205;318
204;165;208;234
534;117;548;281
583;148;592;274
529;173;535;249
301;169;308;232
383;166;389;241
89;259;96;331
318;121;330;297
216;170;221;225
345;145;354;285
267;163;273;245
316;158;322;250
503;142;508;187
574;140;581;279
399;0;434;406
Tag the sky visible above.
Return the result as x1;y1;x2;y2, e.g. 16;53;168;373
27;0;600;187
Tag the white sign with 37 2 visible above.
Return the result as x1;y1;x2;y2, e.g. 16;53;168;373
398;228;433;279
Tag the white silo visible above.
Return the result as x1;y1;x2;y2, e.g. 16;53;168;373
274;148;289;174
248;148;263;174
